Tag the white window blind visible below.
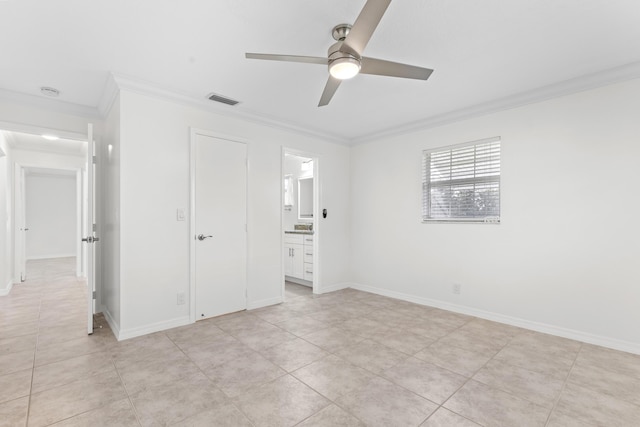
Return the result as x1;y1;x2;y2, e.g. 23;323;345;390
422;137;501;222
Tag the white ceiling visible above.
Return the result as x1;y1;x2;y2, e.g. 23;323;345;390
1;0;639;143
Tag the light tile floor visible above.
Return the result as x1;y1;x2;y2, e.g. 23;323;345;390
285;282;312;299
2;258;640;426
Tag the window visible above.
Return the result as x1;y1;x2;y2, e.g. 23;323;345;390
422;137;501;223
284;174;294;209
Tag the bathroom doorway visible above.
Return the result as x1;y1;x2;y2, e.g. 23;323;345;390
282;149;319;300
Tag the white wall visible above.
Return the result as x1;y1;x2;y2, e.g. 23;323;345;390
101;94;121;333
350;78;640;353
115;90;351;338
24;173;77;259
11;150;85;270
283;154;314;231
0;133;13;295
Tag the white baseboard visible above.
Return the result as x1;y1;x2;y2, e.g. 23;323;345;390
285;276;312;287
0;281;14;296
102;308;121;339
317;282;352;294
247;296;283;310
351;282;640;355
27;253;76;260
117;315;191;341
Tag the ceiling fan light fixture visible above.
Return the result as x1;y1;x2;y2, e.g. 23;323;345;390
329;57;361;80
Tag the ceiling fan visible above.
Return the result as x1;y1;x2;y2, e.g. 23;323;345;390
245;0;433;107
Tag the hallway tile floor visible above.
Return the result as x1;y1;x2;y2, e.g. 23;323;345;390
1;258;640;426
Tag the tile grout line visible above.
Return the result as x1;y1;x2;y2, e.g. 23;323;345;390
24;287;43;427
110;347;144;427
165;330;260;426
247;299;370;425
543;342;583;427
424;322;519;426
290;309;474;426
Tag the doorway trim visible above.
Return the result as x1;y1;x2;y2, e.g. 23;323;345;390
281;147;321;300
189;127;250;323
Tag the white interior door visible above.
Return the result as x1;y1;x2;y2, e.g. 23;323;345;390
14;165;26;282
192;132;247;320
82;124;96;334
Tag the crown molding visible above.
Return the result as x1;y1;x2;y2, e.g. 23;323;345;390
4;60;640;146
97;73;120;117
105;72;349;145
351;61;640;145
2;130;17;148
0;87;101;120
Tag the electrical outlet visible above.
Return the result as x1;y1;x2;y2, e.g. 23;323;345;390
452;283;461;295
177;292;186;305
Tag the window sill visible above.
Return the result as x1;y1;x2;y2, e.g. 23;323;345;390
422;218;500;224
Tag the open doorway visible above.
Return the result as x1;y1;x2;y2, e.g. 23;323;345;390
7;131;88;282
282;149;319;300
0;128;94;334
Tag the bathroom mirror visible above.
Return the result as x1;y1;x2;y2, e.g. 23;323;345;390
298;177;313;220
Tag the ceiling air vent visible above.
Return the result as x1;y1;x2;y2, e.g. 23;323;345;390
40;86;60;97
206;92;239;106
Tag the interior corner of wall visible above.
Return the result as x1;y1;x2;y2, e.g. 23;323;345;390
316;282;352;294
0;281;14;296
102;308;121;341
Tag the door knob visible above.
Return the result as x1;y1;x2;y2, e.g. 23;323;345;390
197;234;213;241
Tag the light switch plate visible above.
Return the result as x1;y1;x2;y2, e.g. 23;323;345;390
177;208;186;221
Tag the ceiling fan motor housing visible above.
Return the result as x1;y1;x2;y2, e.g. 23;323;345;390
328;43;360;63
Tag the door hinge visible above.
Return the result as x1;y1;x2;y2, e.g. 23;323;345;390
92;223;97;232
92;290;97;300
92;155;97;164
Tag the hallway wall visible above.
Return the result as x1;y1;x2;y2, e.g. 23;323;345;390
25;172;77;259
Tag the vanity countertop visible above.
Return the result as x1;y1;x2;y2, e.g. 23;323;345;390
284;230;314;235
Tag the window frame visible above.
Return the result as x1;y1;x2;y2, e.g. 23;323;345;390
422;137;501;224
